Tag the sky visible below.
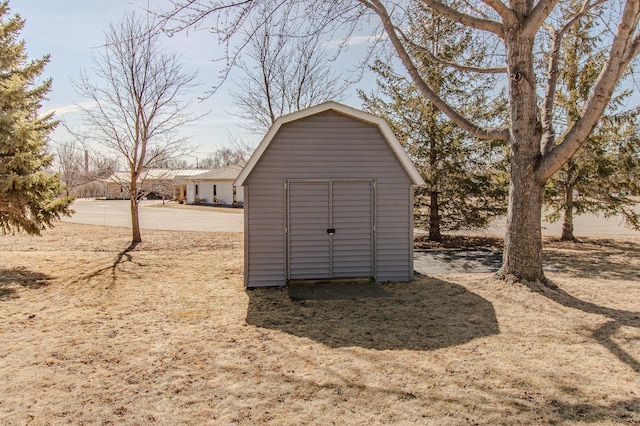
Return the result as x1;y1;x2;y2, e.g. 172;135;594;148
15;0;372;161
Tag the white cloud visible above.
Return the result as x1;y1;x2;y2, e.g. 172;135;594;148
326;32;387;49
43;102;94;116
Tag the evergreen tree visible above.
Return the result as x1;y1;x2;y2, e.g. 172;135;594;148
359;5;508;241
0;1;72;235
545;113;640;239
542;3;640;240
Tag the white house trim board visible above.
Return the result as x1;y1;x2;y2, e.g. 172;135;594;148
234;101;426;187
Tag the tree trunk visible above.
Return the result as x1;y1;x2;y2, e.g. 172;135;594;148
130;181;142;243
499;173;545;282
428;190;441;241
497;30;547;283
561;185;575;241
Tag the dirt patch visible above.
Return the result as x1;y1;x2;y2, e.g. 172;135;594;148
414;249;503;274
1;223;639;424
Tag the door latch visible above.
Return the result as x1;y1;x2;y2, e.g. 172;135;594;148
326;228;336;235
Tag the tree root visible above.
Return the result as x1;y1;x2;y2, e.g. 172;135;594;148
494;270;559;293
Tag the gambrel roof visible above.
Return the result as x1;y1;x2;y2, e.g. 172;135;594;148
234;101;425;186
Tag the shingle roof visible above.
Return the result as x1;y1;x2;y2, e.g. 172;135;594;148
186;164;243;181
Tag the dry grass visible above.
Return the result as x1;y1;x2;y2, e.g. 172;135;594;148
1;223;639;425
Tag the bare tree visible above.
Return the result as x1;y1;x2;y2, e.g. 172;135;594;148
161;0;640;284
229;5;351;133
55;141;86;197
74;11;199;243
86;150;118;180
153;156;194;169
56;143;119;198
200;136;254;168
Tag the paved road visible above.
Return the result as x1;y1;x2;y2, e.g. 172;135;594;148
66;198;637;236
497;214;637;236
63;199;244;233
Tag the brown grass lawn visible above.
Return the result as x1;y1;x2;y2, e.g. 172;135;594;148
1;223;639;425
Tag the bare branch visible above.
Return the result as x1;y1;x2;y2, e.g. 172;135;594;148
159;0;256;36
398;28;507;74
523;0;562;39
631;31;640;57
480;0;512;21
537;0;640;181
361;0;509;141
417;0;505;35
540;0;605;154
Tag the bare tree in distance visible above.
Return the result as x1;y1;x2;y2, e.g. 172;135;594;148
199;147;248;168
54;136;121;198
55;141;86;197
161;0;640;285
82;149;119;198
87;150;118;180
230;8;351;133
153;156;194;169
74;11;200;243
198;134;254;168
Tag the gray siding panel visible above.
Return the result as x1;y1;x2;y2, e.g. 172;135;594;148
288;182;331;280
332;180;373;278
244;110;414;287
244;184;286;286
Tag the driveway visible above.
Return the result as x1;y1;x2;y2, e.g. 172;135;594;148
63;199;244;233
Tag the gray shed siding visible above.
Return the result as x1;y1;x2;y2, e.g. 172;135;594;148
288;180;375;280
243;110;414;287
288;181;332;279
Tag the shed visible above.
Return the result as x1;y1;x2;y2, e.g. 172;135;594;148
234;102;425;288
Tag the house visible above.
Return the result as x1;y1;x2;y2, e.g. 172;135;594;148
104;169;206;200
184;164;244;205
234;101;425;288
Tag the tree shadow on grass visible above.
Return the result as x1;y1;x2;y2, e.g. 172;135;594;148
492;388;640;424
72;241;141;288
246;277;499;350
0;267;52;301
542;237;640;280
536;281;640;374
546;398;640;424
532;236;640;377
